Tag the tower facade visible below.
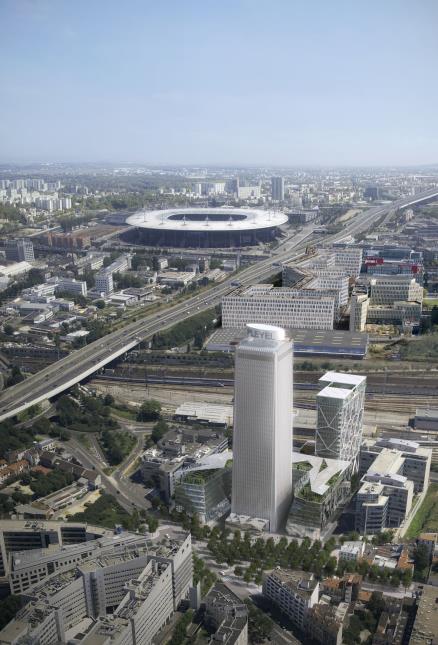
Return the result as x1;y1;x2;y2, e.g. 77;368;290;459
315;372;366;471
271;176;285;201
231;323;293;532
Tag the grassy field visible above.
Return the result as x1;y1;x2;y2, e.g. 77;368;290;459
398;334;438;362
405;483;438;539
424;299;438;307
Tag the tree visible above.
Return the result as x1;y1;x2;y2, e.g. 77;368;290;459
7;365;24;387
151;419;168;443
3;323;14;336
0;595;22;630
103;394;115;407
244;601;273;644
146;515;159;532
96;299;106;309
401;569;413;588
414;543;430;578
367;591;386;619
137;399;161;422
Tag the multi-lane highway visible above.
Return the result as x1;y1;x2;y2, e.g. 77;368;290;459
1;187;437;422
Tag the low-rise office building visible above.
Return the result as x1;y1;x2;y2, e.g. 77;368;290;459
359;438;431;493
286;453;351;540
369;275;423;306
222;284;336;331
174;451;232;524
355;449;416;535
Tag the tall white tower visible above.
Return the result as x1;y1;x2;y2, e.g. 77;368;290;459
231;323;293;533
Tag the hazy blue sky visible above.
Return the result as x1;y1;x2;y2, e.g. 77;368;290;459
1;0;437;166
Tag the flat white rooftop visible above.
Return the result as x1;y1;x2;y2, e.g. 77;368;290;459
127;207;288;233
317;385;353;400
319;371;366;387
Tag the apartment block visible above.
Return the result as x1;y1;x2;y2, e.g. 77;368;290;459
204;582;248;645
48;276;88;297
262;569;319;628
5;238;35;262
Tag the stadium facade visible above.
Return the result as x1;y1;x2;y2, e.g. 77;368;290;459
126;207;288;248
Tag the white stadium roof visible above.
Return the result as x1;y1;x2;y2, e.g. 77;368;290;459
126;207;288;233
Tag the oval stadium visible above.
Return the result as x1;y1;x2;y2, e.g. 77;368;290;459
125;207;288;248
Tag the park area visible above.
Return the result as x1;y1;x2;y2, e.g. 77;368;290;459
405;483;438;538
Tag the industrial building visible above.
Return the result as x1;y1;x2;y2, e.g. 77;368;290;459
205;327;368;359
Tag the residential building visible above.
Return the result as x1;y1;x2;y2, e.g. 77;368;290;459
95;269;114;295
5;238;35;262
410;584;438;645
271;176;285;201
339;541;366;562
237;184;261;200
48;276;88;297
222;284;336;331
263;569;319;628
304;601;349;645
315;371;366;471
355;449;415;534
320;574;362;604
204;582;248;645
359;438;431;493
230;324;293;533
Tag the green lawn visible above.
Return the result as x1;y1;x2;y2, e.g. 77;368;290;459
405;483;438;538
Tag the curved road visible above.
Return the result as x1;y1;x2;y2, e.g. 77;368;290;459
1;188;437;422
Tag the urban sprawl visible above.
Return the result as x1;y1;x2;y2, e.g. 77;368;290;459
0;164;438;644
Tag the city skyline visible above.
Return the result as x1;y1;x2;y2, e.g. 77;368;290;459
1;0;437;166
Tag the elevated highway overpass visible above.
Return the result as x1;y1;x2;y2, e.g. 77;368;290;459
1;187;437;423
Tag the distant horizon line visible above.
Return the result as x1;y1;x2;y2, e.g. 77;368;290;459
0;160;438;171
